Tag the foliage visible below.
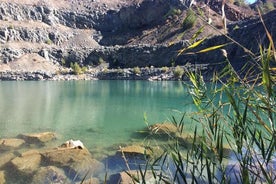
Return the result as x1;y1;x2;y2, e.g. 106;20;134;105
173;66;184;79
70;62;86;75
182;9;197;31
133;66;141;75
45;39;52;45
161;66;169;73
127;8;276;184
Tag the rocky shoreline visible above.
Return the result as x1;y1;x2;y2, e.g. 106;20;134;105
0;64;211;81
0;122;188;184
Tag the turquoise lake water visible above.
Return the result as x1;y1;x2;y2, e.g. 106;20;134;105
0;80;196;153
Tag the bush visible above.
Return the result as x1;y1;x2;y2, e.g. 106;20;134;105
173;66;184;79
161;66;169;73
133;66;141;75
70;62;83;75
182;9;197;30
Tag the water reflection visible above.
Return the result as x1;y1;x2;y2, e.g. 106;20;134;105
0;81;195;149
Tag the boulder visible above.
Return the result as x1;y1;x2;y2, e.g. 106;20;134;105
17;132;56;145
108;170;169;184
0;152;16;168
31;166;69;184
10;150;41;175
0;138;25;150
148;123;179;137
118;145;153;158
0;171;5;184
41;148;104;180
76;177;100;184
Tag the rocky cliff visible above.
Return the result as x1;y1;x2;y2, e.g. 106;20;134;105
0;0;275;80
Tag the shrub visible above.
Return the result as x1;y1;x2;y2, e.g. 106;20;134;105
173;66;184;79
70;62;83;75
182;9;197;30
161;66;169;73
45;39;52;45
133;66;141;75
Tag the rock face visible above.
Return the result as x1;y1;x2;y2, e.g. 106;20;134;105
0;0;275;80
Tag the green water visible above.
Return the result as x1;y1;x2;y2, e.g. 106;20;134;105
0;80;195;152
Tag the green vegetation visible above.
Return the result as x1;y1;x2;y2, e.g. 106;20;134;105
127;9;276;184
70;62;87;75
133;66;141;75
45;39;52;45
173;65;184;79
161;66;169;73
182;9;197;30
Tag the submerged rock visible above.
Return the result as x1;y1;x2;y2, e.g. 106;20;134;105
10;150;41;175
148;122;179;137
0;138;25;150
31;166;69;184
108;170;169;184
41;148;104;180
17;132;56;145
0;152;16;168
76;177;100;184
118;145;153;158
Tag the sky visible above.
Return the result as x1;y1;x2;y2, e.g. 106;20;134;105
246;0;257;4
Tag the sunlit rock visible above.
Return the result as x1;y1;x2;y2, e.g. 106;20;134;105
108;170;169;184
0;152;16;168
41;147;104;181
0;138;25;150
17;132;56;145
118;145;153;158
0;171;5;184
75;177;100;184
31;166;69;184
10;150;41;175
148;122;179;136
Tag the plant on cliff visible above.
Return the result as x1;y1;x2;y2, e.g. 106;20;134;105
70;62;83;75
133;66;141;75
182;9;197;31
173;66;184;79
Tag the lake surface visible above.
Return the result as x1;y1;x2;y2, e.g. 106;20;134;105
0;80;196;153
